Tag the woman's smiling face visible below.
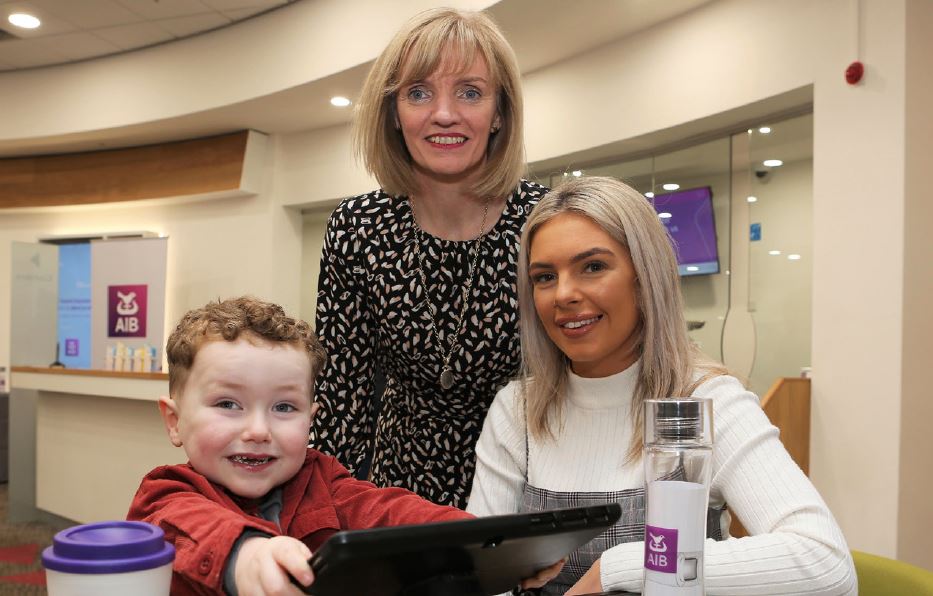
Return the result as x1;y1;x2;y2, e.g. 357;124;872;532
395;50;499;187
528;212;641;378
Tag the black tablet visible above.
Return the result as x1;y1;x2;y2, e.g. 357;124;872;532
306;504;622;596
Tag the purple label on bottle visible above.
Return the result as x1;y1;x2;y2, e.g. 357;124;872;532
644;524;678;573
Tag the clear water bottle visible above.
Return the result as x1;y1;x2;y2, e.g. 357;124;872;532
643;398;713;595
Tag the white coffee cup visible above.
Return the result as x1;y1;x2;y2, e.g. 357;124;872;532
42;520;174;596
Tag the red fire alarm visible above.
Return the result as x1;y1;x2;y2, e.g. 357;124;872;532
845;61;864;85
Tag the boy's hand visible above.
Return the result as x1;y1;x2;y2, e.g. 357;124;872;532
519;557;566;590
235;535;314;596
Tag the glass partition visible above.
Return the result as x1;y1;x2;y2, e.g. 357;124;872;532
746;114;813;394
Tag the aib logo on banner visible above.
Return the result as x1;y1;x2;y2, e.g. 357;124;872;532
644;525;678;573
108;285;147;337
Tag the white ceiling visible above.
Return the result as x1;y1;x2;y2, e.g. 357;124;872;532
0;0;293;71
0;0;716;157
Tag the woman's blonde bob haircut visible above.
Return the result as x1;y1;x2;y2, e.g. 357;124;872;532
352;7;525;200
517;176;726;461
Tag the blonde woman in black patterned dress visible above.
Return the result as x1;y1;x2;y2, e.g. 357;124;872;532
311;8;546;508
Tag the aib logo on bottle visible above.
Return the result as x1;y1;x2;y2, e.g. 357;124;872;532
644;525;678;573
108;285;147;337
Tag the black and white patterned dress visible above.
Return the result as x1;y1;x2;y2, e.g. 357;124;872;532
312;180;547;508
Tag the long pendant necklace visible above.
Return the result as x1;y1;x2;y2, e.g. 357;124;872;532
409;198;490;390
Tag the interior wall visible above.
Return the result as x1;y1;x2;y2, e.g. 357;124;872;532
520;0;829;165
274;124;375;209
897;0;933;567
299;211;332;325
810;0;907;562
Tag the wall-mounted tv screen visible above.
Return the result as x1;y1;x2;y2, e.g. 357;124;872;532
651;186;720;276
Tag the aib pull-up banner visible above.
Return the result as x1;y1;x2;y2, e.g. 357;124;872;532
91;237;167;371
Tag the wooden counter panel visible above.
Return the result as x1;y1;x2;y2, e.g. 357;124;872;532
0;131;248;208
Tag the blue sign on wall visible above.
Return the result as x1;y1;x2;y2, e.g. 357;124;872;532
58;243;92;368
750;222;762;242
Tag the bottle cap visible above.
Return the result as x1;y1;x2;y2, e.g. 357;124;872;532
42;521;174;574
645;398;713;446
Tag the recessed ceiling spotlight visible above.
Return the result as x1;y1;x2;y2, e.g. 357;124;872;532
788;254;801;260
747;128;753;134
759;126;772;134
763;159;783;167
662;183;679;191
658;212;672;219
330;96;351;107
747;196;758;203
768;250;781;256
9;13;40;29
571;170;582;177
644;191;655;198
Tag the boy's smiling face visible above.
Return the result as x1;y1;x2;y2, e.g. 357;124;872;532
159;336;313;499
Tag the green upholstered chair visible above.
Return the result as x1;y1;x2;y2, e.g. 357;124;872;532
853;550;933;595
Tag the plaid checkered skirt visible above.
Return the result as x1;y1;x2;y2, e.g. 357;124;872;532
520;483;724;595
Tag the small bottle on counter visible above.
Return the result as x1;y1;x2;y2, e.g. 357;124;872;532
142;344;153;374
115;343;126;372
133;347;145;373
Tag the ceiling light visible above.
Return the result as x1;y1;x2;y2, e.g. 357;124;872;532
747;196;758;203
9;13;40;28
768;250;781;256
571;170;582;177
658;212;672;219
330;96;351;107
763;159;783;167
644;191;655;198
747;128;753;134
788;254;801;260
662;183;679;191
759;126;771;134
562;172;568;177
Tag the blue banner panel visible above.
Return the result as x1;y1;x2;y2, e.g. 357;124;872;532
58;243;92;369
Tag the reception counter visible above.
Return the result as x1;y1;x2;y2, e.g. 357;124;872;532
11;367;186;524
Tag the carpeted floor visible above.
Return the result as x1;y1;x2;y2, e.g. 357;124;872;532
0;484;70;595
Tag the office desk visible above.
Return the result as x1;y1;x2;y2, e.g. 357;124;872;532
11;367;186;523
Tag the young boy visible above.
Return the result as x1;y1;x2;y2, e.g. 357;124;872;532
128;297;538;595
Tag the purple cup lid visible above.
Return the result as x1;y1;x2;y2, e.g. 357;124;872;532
42;521;174;574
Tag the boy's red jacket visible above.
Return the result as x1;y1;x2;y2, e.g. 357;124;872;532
127;448;471;595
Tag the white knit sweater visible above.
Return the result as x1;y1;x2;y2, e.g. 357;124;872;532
466;364;857;595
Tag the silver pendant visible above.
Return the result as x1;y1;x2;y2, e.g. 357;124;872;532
440;367;454;390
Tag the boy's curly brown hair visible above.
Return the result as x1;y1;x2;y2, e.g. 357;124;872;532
166;296;327;398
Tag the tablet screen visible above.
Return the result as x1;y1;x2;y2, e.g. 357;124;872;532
306;504;622;596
